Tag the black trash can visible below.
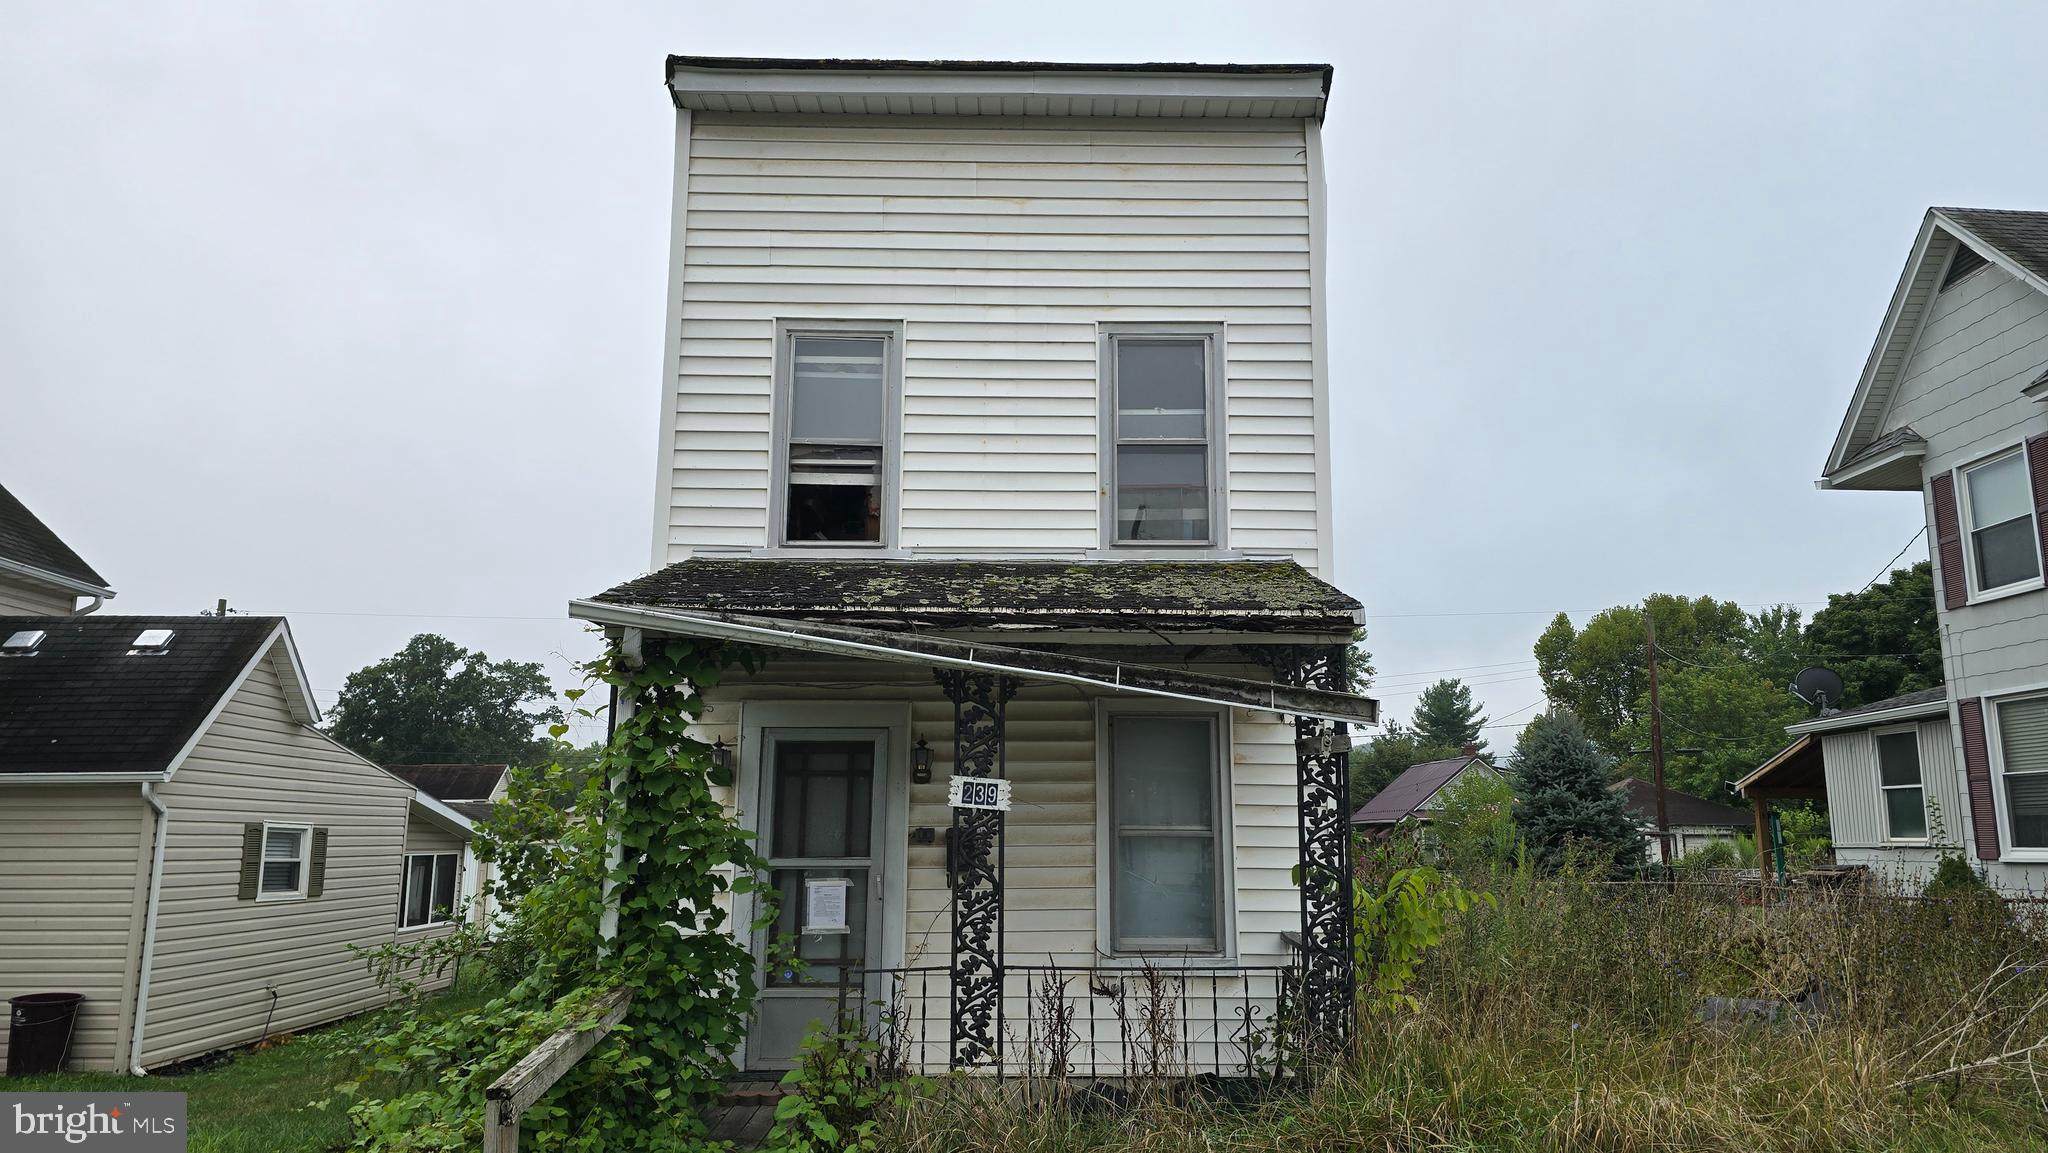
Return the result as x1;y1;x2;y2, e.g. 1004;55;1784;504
7;993;84;1077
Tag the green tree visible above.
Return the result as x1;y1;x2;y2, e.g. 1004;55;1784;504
1428;769;1519;874
1350;722;1462;803
1804;560;1943;707
1510;712;1642;872
327;633;564;766
1412;677;1488;753
1534;595;1750;753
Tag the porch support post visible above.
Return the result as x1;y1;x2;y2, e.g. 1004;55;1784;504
934;669;1016;1069
1276;645;1357;1051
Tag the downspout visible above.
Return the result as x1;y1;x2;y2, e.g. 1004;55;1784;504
77;594;105;615
129;783;169;1076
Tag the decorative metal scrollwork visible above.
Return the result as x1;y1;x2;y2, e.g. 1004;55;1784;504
1257;644;1357;1053
934;669;1017;1068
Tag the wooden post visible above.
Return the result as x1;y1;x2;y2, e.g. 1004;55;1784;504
1751;796;1771;894
482;987;631;1153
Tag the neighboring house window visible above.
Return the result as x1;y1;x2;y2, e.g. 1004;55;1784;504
1875;729;1927;840
774;325;899;546
260;826;309;898
1104;712;1225;953
1959;449;2042;595
1102;328;1222;546
401;852;460;928
1996;695;2048;851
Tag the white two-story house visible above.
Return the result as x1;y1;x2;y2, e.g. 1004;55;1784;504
570;57;1375;1076
1743;208;2048;890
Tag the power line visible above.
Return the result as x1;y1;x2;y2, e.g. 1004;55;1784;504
1861;526;1928;592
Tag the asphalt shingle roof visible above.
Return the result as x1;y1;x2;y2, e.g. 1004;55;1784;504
385;764;508;802
1350;755;1487;825
1610;777;1751;829
0;483;109;591
1939;208;2048;285
591;559;1362;634
1826;684;1950;721
0;615;278;775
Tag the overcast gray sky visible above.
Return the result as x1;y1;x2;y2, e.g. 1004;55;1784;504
7;2;2046;748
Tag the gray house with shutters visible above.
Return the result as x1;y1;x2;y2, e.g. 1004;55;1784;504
1754;207;2048;890
0;614;472;1072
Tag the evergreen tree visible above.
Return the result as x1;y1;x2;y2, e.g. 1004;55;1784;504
1412;678;1488;753
1510;712;1643;872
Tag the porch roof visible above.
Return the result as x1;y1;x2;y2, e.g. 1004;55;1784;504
567;598;1378;726
588;558;1363;635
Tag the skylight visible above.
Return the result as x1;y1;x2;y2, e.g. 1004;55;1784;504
1;629;46;654
129;628;175;653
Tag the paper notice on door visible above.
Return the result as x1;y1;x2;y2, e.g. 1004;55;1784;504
802;876;852;935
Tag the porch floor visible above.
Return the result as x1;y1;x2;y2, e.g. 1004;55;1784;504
704;1079;788;1149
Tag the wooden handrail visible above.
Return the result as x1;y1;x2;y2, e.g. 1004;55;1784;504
482;986;632;1153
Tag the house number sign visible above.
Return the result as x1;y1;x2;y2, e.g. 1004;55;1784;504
947;775;1011;812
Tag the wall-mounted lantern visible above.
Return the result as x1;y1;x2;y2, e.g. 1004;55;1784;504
911;736;934;784
709;738;733;774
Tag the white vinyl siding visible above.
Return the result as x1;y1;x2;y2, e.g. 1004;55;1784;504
1820;718;1961;851
0;576;76;615
140;656;420;1069
655;114;1322;569
0;786;149;1072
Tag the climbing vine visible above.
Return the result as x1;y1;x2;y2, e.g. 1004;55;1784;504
329;636;775;1152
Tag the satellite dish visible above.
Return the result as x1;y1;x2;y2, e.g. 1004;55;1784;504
1791;666;1845;714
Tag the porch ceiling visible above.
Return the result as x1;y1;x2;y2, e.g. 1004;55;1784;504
567;598;1378;726
587;558;1363;635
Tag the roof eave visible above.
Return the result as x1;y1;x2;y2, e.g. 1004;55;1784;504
0;770;168;785
1784;698;1949;736
0;555;115;600
1817;440;1927;491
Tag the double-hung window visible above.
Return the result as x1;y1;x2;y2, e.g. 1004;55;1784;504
775;325;898;546
1103;329;1221;546
1997;695;2048;851
1874;729;1927;840
401;852;460;928
259;826;309;898
1959;449;2041;595
1103;711;1226;953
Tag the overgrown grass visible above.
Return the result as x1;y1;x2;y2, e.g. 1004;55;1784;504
10;980;498;1153
885;869;2048;1152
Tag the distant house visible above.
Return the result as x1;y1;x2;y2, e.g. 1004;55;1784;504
385;764;509;925
1608;778;1750;864
0;615;473;1073
0;482;115;615
1745;206;2048;891
1349;751;1501;829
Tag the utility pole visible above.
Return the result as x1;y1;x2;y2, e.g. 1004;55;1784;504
1645;615;1672;869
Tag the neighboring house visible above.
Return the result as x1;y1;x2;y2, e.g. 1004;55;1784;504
1608;777;1750;864
386;764;509;925
0;615;473;1073
1746;207;2048;891
0;482;115;615
569;57;1374;1075
1348;751;1500;829
1740;687;1958;884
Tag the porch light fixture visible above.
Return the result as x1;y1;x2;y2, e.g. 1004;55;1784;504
911;736;934;784
709;738;732;774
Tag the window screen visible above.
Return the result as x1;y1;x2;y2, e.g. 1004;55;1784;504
783;335;887;544
1107;714;1221;951
1111;337;1212;544
261;827;306;895
2000;696;2048;850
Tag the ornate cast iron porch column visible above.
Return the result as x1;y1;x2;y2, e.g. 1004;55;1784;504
1268;645;1357;1050
934;669;1016;1069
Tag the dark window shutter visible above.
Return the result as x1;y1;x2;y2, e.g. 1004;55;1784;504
2027;434;2048;572
1960;698;2001;861
237;824;265;900
1931;472;1968;610
308;828;330;897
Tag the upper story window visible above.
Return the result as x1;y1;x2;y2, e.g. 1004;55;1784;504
773;324;900;547
1102;328;1223;547
1960;449;2041;595
1874;728;1926;840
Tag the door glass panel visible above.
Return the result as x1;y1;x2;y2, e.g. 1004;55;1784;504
766;867;869;987
771;742;874;858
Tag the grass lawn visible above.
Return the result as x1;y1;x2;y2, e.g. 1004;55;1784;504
9;983;495;1153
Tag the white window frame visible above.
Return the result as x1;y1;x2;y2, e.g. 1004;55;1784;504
1093;700;1235;961
767;319;904;550
399;851;462;930
1871;724;1928;844
257;822;311;902
1989;687;2048;862
1098;323;1228;550
1954;444;2044;605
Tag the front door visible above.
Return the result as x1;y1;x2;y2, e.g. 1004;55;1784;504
749;734;887;1069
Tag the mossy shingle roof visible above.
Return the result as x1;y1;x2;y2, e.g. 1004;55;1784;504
591;558;1361;634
